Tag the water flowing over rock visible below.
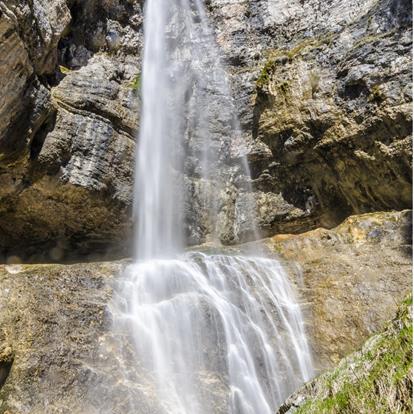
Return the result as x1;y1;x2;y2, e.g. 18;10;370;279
0;211;410;413
116;0;314;412
265;210;412;371
135;0;252;256
0;0;411;412
0;0;411;258
110;254;313;414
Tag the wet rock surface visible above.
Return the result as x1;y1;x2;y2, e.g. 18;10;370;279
0;261;165;414
266;210;412;371
0;211;411;413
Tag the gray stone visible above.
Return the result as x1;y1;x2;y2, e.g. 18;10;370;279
0;0;411;256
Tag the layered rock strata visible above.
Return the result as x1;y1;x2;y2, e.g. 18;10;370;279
0;0;411;258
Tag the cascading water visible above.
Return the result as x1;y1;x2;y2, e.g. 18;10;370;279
112;253;313;414
110;0;314;413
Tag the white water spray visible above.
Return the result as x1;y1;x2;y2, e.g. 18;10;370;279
111;0;314;412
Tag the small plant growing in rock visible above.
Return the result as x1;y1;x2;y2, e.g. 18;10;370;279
368;84;386;103
309;71;321;98
257;59;276;89
130;73;141;91
59;65;72;75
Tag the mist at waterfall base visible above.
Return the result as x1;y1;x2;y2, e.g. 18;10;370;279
109;1;314;413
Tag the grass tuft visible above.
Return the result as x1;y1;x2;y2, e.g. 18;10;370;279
296;296;413;413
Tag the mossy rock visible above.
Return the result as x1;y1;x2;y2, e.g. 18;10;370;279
278;296;413;414
256;34;335;89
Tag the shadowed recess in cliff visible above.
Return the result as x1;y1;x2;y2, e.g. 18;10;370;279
0;358;13;391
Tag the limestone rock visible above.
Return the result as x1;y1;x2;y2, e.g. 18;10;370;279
0;261;122;414
0;0;70;154
266;210;412;371
0;54;139;261
252;0;412;233
0;0;142;260
0;211;410;412
202;0;412;240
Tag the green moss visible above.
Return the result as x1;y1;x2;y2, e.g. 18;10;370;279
403;296;413;307
256;59;277;88
256;34;335;89
59;65;72;75
368;84;386;103
296;296;413;413
130;73;141;91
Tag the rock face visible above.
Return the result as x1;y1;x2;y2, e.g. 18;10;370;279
0;0;70;153
0;211;411;413
0;0;411;257
250;0;412;232
276;296;412;414
0;261;121;414
209;0;412;239
0;1;143;261
266;210;412;371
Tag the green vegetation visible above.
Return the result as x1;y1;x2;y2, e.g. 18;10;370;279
257;58;279;89
59;65;72;74
285;34;335;60
351;31;394;51
368;84;386;103
296;296;413;413
130;73;141;91
256;34;335;89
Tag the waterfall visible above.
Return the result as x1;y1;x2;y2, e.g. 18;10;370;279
112;254;313;414
110;0;314;412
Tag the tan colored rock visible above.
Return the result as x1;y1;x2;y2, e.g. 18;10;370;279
0;261;123;414
0;211;411;412
266;210;412;371
277;297;412;413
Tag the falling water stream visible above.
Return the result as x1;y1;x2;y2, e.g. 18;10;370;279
110;0;314;413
